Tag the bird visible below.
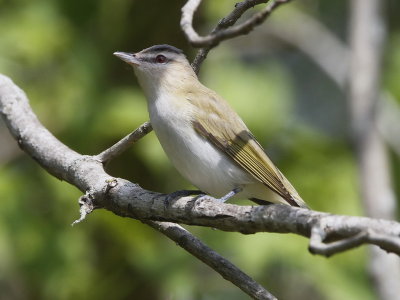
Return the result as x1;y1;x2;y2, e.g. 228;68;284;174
114;44;307;208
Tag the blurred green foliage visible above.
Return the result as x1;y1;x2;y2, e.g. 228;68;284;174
0;0;399;299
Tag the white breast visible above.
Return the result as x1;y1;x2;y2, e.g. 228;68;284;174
147;94;255;197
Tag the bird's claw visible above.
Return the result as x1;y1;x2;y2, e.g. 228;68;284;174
194;187;242;203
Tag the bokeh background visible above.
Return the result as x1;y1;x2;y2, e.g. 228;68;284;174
0;0;399;299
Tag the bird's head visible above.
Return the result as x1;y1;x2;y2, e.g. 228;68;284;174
114;45;197;98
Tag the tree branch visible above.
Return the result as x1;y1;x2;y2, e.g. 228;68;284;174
190;0;268;73
145;220;276;300
1;74;400;258
181;0;291;73
96;121;153;164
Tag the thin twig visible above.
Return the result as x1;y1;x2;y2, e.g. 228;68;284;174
145;220;276;300
190;0;269;73
309;226;368;257
181;0;291;73
96;121;153;163
181;0;289;47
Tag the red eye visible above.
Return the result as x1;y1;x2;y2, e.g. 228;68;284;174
155;54;166;63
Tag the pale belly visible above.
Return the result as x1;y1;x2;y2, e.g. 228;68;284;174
150;114;255;197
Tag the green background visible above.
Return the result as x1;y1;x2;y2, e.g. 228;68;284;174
0;0;399;299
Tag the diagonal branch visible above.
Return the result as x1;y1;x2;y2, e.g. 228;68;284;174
96;121;153;164
145;220;276;300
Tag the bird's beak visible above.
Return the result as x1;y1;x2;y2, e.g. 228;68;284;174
113;51;140;66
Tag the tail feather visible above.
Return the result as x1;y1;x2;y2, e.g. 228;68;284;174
287;194;309;209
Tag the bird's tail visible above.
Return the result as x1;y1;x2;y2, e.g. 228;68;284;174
278;170;309;209
287;193;309;209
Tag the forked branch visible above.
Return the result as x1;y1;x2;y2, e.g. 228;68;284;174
181;0;291;73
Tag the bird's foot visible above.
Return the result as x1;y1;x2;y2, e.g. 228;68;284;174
164;190;203;207
194;187;242;203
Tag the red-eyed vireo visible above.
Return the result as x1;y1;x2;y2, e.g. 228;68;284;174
114;44;308;208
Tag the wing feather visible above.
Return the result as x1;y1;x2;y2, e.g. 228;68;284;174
190;90;306;207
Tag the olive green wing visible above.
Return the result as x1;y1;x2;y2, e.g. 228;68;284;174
190;93;306;207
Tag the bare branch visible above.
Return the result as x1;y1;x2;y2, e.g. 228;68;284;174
181;0;291;73
1;73;400;254
96;121;153;164
309;227;368;257
3;74;400;298
309;226;400;257
0;74;276;300
190;0;269;73
181;0;289;47
145;220;276;300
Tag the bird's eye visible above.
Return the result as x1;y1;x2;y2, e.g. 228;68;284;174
155;54;167;63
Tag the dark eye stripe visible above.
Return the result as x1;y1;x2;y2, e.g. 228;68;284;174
140;56;155;63
139;55;172;64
